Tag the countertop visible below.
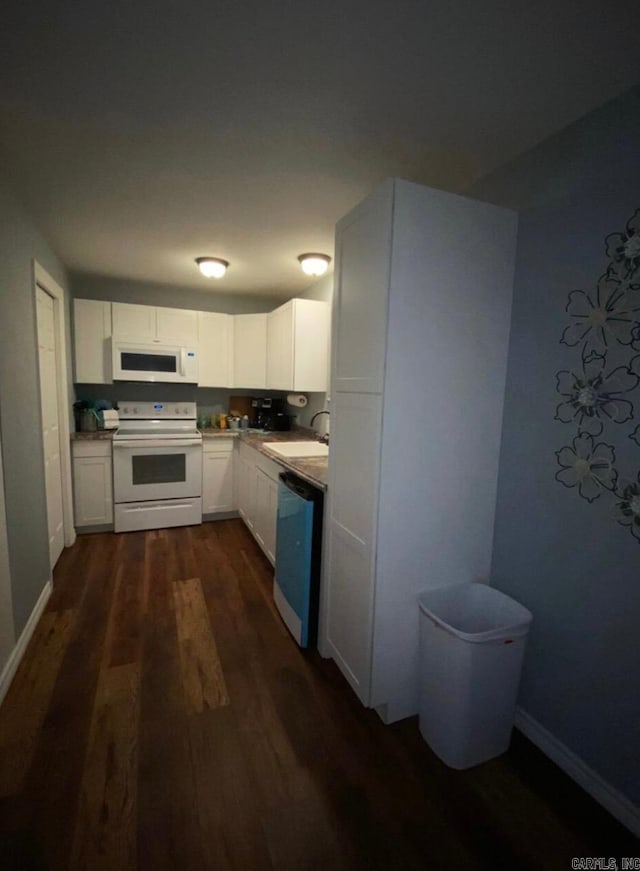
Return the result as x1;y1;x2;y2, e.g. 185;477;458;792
71;427;328;490
202;427;328;490
71;430;116;440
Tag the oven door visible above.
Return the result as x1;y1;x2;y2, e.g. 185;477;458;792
113;440;202;503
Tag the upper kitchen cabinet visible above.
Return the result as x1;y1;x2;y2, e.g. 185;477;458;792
112;303;198;345
197;312;233;387
325;178;517;723
333;183;393;394
233;313;267;389
266;299;329;392
73;299;112;383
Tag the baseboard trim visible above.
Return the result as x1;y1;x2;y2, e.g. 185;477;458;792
515;707;639;837
0;578;52;706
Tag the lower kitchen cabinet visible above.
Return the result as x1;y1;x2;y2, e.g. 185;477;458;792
72;440;113;529
235;441;279;565
202;438;235;515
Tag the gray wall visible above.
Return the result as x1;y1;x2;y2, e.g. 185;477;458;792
0;168;69;636
470;86;640;803
71;272;282;314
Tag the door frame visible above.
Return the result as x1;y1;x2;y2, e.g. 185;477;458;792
33;261;76;551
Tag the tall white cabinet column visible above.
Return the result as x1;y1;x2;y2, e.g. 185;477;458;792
324;178;517;722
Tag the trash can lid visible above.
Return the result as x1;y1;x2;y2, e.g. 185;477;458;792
419;582;532;643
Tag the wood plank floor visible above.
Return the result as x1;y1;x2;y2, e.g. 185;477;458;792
0;520;635;870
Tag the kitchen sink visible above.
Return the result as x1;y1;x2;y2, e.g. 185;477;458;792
263;441;329;458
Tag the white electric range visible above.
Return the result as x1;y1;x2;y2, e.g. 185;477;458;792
112;401;203;533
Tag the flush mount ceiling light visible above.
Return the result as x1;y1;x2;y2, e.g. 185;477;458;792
298;253;331;277
195;257;229;279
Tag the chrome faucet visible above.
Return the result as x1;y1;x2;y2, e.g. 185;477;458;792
310;410;330;444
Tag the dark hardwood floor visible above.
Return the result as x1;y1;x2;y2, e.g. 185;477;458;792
0;520;635;870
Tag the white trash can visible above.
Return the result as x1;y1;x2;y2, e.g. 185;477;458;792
418;582;532;770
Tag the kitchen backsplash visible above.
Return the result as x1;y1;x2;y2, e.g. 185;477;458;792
73;383;326;428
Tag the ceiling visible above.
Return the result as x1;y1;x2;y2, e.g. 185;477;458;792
1;0;638;298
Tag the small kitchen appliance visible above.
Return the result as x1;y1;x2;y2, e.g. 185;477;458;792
113;401;202;532
250;397;291;431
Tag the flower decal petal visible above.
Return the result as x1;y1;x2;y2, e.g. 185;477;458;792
565;290;594;318
627;208;640;237
560;321;591;348
630;426;640;448
613;472;640;543
578;476;601;502
605;232;626;262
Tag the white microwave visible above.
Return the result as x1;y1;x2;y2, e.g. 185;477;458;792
112;341;199;383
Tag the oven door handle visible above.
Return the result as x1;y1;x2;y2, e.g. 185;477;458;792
114;439;202;449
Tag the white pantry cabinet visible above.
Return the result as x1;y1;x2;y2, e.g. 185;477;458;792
72;440;113;528
202;438;234;515
73;299;112;384
266;298;329;391
325;178;517;723
197;312;234;387
112;303;198;345
236;441;279;565
233;314;267;389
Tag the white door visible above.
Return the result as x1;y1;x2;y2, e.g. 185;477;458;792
36;287;65;569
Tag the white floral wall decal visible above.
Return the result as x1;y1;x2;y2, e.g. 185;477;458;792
555;207;640;543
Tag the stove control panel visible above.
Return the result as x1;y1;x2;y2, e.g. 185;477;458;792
118;401;198;420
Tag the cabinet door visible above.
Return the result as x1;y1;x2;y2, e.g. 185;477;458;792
202;445;234;514
233;314;267;388
156;307;198;344
263;473;278;565
240;457;258;532
334;180;393;394
266;302;294;390
112;303;156;341
325;391;383;705
292;299;329;392
198;312;233;387
73;455;113;527
73;299;112;384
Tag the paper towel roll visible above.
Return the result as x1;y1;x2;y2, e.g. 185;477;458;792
286;393;308;408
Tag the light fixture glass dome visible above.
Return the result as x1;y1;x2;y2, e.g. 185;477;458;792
298;253;331;277
196;257;229;279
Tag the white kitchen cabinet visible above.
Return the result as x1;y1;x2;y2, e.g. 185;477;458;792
197;312;234;387
155;306;198;344
236;441;279;565
233;313;267;388
112;303;156;341
72;440;113;528
253;467;278;564
266;298;329;392
73;299;112;384
112;302;198;344
325;178;517;722
202;438;234;515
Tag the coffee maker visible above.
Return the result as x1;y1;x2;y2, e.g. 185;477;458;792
250;397;291;431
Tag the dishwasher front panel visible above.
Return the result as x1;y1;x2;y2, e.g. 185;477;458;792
274;473;323;648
